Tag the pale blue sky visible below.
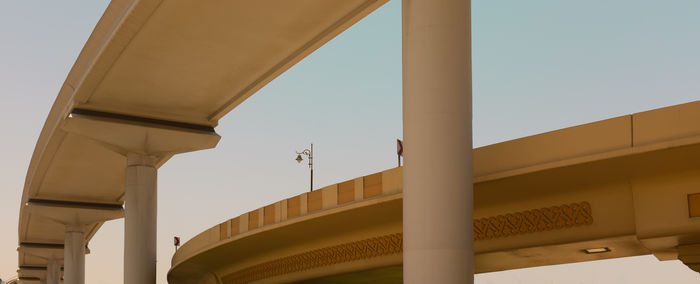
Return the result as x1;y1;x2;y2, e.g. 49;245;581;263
1;0;699;283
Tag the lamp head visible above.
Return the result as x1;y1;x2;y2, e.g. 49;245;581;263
296;154;303;163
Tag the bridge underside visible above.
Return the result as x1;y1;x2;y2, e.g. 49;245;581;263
294;266;403;284
17;0;390;282
15;0;700;281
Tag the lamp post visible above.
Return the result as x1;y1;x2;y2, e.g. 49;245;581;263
295;143;313;192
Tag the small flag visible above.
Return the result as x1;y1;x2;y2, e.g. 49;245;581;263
174;236;180;247
397;139;403;156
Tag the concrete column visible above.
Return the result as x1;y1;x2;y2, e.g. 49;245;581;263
64;224;85;284
46;257;61;284
402;0;473;283
124;154;158;284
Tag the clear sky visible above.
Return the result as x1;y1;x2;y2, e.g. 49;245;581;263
1;0;699;283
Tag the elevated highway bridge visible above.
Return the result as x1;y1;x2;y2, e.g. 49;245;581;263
13;0;699;283
167;101;700;283
16;0;388;283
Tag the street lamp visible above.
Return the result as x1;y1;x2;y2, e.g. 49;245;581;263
295;143;313;192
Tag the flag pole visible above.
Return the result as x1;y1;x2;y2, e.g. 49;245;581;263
397;139;403;167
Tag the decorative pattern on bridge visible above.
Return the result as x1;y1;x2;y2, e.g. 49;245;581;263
474;201;593;241
222;233;403;284
222;202;593;283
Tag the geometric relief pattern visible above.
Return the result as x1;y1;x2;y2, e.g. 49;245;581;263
222;233;402;284
473;201;593;241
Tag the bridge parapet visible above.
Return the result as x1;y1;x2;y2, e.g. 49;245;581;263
172;167;403;267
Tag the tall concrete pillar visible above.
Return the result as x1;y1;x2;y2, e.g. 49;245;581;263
46;257;60;284
64;224;85;284
24;198;124;284
124;154;158;284
402;0;473;283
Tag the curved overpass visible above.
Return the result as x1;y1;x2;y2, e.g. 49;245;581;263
16;0;388;283
170;102;700;283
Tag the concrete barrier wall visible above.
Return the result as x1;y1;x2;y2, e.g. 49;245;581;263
173;167;403;266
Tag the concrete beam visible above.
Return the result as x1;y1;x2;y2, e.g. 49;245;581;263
25;199;123;226
62;109;220;157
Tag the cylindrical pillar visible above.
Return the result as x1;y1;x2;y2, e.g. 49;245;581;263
124;154;158;284
46;257;61;284
402;0;473;283
64;224;85;284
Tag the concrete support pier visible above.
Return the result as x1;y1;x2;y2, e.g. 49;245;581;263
402;0;473;283
64;224;85;284
46;257;61;284
59;109;219;284
124;154;158;284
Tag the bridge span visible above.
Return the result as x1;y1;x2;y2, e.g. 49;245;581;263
170;101;700;283
16;0;388;283
16;0;697;283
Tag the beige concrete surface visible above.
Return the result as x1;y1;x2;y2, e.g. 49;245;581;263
402;0;473;282
170;101;700;283
124;155;158;284
16;0;390;280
